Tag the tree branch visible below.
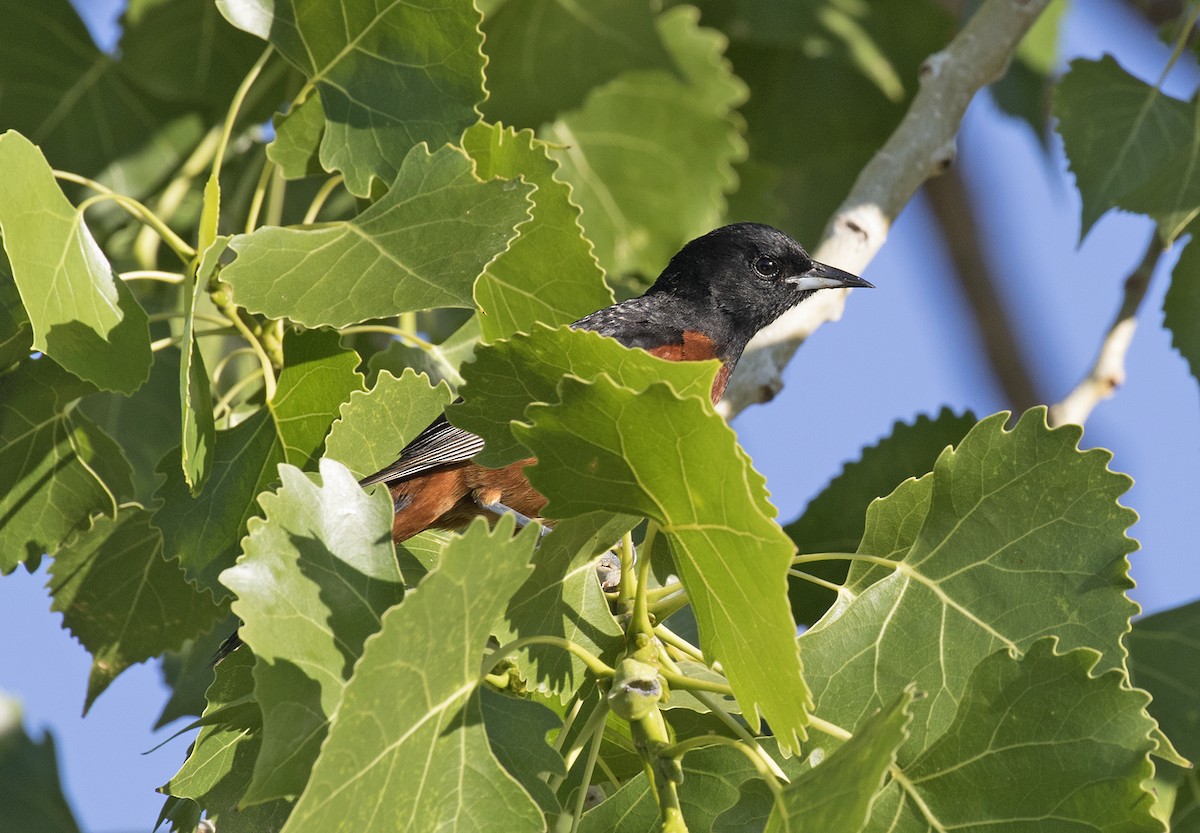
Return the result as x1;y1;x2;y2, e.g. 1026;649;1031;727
718;0;1053;418
925;166;1045;411
1047;234;1163;427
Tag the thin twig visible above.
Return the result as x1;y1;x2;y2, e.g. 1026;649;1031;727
718;0;1054;418
1048;234;1163;426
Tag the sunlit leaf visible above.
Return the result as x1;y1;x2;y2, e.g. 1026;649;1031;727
280;518;544;833
0;131;151;393
222;145;534;327
220;459;404;803
463;123;613;340
217;0;486;196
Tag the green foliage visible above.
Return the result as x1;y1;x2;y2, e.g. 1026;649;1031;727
0;1;1195;831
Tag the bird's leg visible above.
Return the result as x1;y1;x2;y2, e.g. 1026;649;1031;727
477;499;552;537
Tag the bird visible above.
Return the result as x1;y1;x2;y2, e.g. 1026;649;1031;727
359;222;872;543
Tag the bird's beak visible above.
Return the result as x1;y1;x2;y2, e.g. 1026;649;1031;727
786;260;874;291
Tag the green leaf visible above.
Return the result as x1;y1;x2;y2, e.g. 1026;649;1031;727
1055;55;1194;238
989;0;1066;138
785;408;976;625
48;507;226;712
1129;600;1200;764
579;744;760;832
180;239;226;494
0;358;132;573
163;647;294;830
542;6;748;276
0;696;81;833
479;688;564;814
516;376;811;750
462;123;613;340
800;409;1139;757
479;0;675;129
325;368;454;480
279;518;543;833
219;459;404;803
450;324;717;467
1164;235;1200;389
218;0;486;197
118;0;267;105
267;94;327;180
153;329;363;594
222;145;534;327
78;347;182;504
0;252;32;370
0;131;151;393
366;314;481;391
496;511;633;699
863;641;1160;832
156;616;238;729
766;690;912;833
0;0;204;189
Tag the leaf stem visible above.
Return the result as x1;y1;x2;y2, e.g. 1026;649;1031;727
653;624;704;663
59;176;195;263
216;301;277;402
659;670;732;697
121;270;186;284
212;45;273;186
245;158;276;233
791;552;893;569
340;324;435;352
658;735;784;801
568;714;606;833
549;698;610;793
303;175;345;224
787;568;845;593
212;369;264;423
482;636;615;680
631;527;656;638
211;347;259;388
617;531;637;612
649;591;690;621
151;327;236;352
645;581;682;601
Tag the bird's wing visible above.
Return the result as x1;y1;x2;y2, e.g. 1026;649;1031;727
357;412;485;487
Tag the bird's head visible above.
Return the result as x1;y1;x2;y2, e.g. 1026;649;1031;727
650;222;872;334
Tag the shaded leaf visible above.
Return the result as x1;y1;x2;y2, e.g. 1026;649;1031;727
0;358;132;573
543;6;747;276
218;0;486;196
516;376;811;750
495;511;634;699
156;615;240;729
119;0;267;105
1055;55;1193;238
267;94;327;180
153;329;363;594
0;0;204;191
0;252;32;369
863;641;1160;832
0;696;81;833
801;409;1139;758
219;459;404;803
766;690;912;833
480;0;675;129
463;123;613;340
0;131;151;393
450;324;717;467
1164;235;1200;389
279;518;543;833
1129;600;1200;763
222;145;534;327
480;688;564;815
785;408;976;625
48;508;225;712
989;0;1066;139
365;314;481;391
163;647;294;830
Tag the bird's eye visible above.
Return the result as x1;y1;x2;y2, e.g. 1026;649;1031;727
753;256;780;277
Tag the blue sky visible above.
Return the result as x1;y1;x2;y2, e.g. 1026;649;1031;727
2;1;1197;831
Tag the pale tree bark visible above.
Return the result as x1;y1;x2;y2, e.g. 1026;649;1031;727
719;0;1054;419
